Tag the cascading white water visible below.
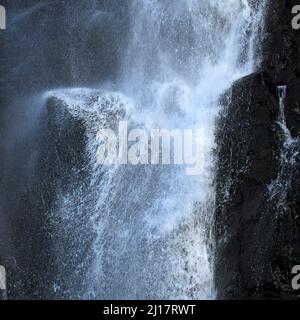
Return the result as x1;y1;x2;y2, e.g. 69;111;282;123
268;86;299;214
46;0;266;299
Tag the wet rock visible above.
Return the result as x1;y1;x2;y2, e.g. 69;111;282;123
215;0;300;299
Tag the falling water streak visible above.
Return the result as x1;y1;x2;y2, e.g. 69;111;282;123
268;86;299;214
43;0;268;299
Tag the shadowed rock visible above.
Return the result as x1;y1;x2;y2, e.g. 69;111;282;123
215;0;300;299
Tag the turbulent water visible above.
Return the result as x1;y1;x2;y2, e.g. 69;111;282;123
268;86;299;214
1;0;267;299
44;0;267;299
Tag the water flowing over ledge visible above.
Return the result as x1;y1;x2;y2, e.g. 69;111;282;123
0;0;269;299
268;86;300;215
42;1;267;299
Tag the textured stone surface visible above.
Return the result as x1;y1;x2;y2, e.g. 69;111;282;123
215;0;300;299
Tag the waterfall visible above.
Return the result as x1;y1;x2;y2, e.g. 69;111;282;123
268;86;299;214
44;0;267;299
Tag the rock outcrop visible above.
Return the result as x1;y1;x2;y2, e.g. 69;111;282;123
215;0;300;299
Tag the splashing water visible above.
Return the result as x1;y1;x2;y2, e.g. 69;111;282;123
268;86;299;214
46;0;267;299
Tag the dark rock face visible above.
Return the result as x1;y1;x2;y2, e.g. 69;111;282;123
0;1;129;299
43;91;128;299
215;0;300;299
0;95;89;299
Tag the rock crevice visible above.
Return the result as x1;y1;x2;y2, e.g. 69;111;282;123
215;0;300;299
